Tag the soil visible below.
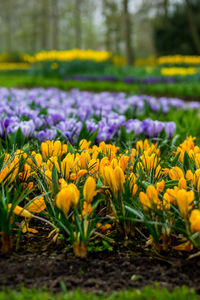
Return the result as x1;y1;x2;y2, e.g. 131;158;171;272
1;222;200;295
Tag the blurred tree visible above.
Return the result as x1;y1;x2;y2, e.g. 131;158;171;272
163;0;169;18
122;0;133;64
102;0;122;54
154;0;200;55
74;0;82;49
41;0;50;49
185;0;200;54
51;0;60;49
0;0;12;51
30;0;39;52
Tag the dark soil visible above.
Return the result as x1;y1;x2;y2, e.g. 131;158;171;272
1;222;200;294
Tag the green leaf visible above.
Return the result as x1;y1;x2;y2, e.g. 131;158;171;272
170;151;181;166
120;125;127;145
77;122;89;146
183;151;190;172
15;127;25;148
125;205;144;220
67;142;75;154
52;165;59;196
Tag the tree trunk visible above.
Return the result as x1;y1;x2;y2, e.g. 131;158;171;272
52;0;59;49
74;0;82;49
163;0;168;18
2;0;12;52
185;0;200;54
41;0;49;49
30;1;38;52
122;0;133;65
102;0;112;52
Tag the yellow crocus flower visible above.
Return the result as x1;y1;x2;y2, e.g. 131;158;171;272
45;169;53;190
8;204;33;218
41;140;62;158
102;166;117;194
26;197;46;213
178;178;187;190
190;209;200;232
114;166;125;192
56;183;79;215
177;189;194;219
156;179;165;193
83;176;96;203
79;139;91;150
168;166;184;180
139;192;151;210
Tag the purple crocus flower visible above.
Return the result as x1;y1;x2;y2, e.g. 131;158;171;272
142;119;164;138
14;120;35;137
37;128;57;141
164;122;176;138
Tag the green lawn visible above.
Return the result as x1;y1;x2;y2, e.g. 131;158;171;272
0;286;198;300
0;73;200;99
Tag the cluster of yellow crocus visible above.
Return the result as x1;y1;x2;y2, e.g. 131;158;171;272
6;136;200;254
0;63;30;70
134;56;156;67
112;55;126;66
175;136;200;191
161;67;197;76
56;183;79;215
0;153;20;184
23;49;111;63
135;55;200;67
157;55;200;66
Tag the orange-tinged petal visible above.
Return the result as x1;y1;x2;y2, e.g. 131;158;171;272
177;189;194;219
178;178;187;190
146;185;159;204
76;169;88;180
114;166;125;192
139;192;151;210
169;166;184;180
132;184;138;197
173;241;193;252
8;204;33;218
26;197;46;213
82;201;93;216
83;176;96;203
59;178;68;189
156;179;165;193
190;209;200;232
102;166;117;194
56;188;71;215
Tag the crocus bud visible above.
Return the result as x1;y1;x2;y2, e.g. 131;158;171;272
177;189;194;219
102;166;117;194
190;209;200;232
156;179;165;193
56;184;79;215
114;166;125;192
139;192;151;210
178;178;187;190
83;176;96;203
169;166;184;180
8;204;33;218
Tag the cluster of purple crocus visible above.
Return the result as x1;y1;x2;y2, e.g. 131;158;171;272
64;75;176;85
1;87;197;143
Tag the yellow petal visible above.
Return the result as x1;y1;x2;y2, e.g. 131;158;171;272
26;197;46;213
83;176;96;203
8;204;33;218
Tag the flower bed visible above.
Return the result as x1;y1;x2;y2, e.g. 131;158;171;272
1;87;200;294
1;136;200;258
2;87;199;143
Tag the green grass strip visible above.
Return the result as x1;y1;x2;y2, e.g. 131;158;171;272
0;73;200;99
0;286;198;300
